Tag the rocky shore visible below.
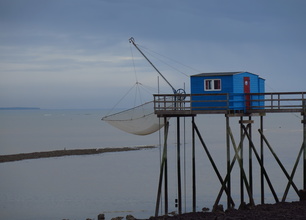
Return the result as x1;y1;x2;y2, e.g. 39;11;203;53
147;200;306;220
0;145;156;163
85;200;306;220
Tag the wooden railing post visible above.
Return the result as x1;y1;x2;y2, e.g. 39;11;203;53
154;92;306;115
303;99;306;189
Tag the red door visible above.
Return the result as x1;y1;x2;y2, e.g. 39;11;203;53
244;77;250;109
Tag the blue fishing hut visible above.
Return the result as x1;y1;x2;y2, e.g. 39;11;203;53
190;71;265;111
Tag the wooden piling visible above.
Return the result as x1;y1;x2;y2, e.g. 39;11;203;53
155;118;169;217
303;100;306;189
240;116;244;204
248;116;253;203
242;125;279;203
258;129;300;195
177;117;182;214
192;116;196;212
226;116;231;209
260;115;265;204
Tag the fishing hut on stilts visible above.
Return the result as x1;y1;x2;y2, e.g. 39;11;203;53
102;38;306;217
154;75;306;216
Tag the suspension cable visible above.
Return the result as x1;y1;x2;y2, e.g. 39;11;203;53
130;43;139;83
103;83;138;117
138;44;200;77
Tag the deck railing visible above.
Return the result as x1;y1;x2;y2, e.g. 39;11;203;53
153;92;306;116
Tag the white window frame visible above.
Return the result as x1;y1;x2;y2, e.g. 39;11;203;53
204;79;221;91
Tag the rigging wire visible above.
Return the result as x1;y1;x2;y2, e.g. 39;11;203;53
138;82;170;95
130;43;156;118
130;43;139;83
104;45;147;118
103;82;154;119
103;83;138;117
138;44;200;77
134;82;145;116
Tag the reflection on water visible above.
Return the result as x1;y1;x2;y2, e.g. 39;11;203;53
0;110;304;219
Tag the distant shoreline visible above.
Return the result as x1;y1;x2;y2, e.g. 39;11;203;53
0;107;40;110
0;146;156;163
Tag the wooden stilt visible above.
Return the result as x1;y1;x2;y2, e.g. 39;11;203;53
228;125;255;206
177;117;182;214
282;143;304;201
242;125;280;203
260;115;265;204
164;118;168;215
258;129;300;195
240;116;244;204
192;116;196;212
155;118;169;217
248;116;253;202
193;120;235;208
226;116;231;209
303;100;306;189
214;128;247;208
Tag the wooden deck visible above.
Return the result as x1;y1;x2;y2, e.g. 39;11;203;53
154;92;306;117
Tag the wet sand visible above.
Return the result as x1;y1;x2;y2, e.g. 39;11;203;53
0;146;156;163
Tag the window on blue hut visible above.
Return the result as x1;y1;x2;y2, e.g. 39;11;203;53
204;79;221;91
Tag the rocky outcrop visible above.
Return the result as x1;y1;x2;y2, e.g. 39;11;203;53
0;146;156;163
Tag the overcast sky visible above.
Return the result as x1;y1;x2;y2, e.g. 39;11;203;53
1;0;305;109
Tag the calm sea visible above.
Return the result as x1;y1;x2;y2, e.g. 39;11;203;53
0;109;304;220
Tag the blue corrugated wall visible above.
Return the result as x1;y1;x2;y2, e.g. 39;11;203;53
191;75;232;110
190;72;265;111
